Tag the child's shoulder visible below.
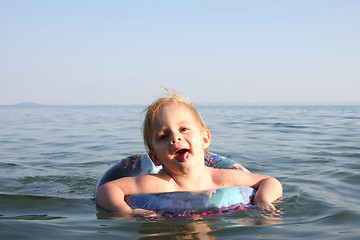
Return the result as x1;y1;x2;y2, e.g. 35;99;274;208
211;167;250;185
135;172;175;193
134;173;161;184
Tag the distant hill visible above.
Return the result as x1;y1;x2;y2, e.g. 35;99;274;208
14;102;43;107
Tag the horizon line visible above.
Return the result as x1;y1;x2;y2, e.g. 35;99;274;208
2;101;360;107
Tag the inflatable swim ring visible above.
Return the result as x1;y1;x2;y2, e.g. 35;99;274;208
96;153;256;217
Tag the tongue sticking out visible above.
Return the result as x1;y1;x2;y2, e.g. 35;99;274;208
174;149;190;162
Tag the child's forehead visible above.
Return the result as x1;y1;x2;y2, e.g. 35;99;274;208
164;102;191;112
151;104;197;125
157;104;193;119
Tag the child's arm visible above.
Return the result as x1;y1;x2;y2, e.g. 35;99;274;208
95;181;132;213
251;176;283;211
217;169;283;210
95;174;163;213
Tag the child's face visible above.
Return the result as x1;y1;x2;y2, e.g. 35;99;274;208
148;103;210;174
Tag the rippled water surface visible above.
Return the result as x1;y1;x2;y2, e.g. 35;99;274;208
1;105;359;239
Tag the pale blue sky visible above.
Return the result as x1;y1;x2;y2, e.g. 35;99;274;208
1;0;359;105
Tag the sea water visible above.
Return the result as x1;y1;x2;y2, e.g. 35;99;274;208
0;105;359;239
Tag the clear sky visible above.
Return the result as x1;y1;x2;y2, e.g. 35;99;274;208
1;0;359;105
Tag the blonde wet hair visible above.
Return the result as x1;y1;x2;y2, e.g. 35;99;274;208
142;88;217;167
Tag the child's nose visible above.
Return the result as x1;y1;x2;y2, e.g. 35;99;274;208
170;135;182;145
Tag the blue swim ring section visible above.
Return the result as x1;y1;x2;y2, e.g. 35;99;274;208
126;187;255;217
96;152;256;217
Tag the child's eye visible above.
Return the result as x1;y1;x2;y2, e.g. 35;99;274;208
158;133;168;141
180;127;189;132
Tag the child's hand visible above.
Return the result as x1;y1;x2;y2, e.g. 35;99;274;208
256;202;283;216
256;202;276;213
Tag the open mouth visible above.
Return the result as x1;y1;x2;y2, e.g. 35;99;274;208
173;148;190;162
174;148;189;155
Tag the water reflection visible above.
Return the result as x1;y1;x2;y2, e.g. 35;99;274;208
96;207;283;239
137;220;217;240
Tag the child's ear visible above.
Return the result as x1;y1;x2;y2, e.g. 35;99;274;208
202;129;211;149
148;152;161;166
